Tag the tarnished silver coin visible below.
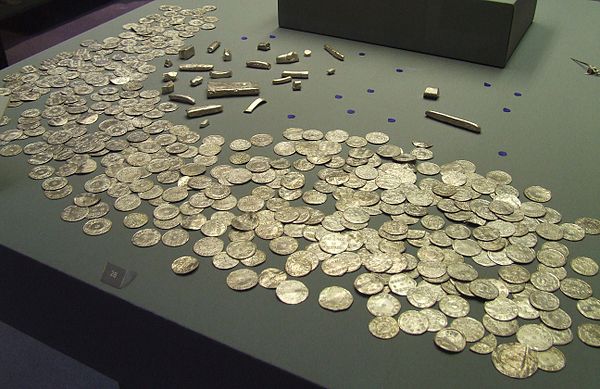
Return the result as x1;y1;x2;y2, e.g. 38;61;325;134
532;347;565;372
570;256;599;276
193;237;224;257
398;310;429;335
367;293;401;317
470;333;497;354
319;286;354;311
276;280;309;304
123;212;148;228
577;323;600;347
226;269;258;291
61;205;89;222
171;256;199;275
577;297;600;320
82;218;112;236
434;328;466;352
132;228;161;247
258;268;287;289
369;316;399;339
492;343;538;379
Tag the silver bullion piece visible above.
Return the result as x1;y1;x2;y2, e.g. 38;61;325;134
207;41;221;53
190;76;204;87
327;68;336;75
273;76;292;85
244;98;267;113
162;72;177;82
276;51;299;64
178;45;195;60
179;64;214;72
161;81;175;95
281;70;309;79
168;94;196;105
257;42;271;51
207;81;260;98
424;86;440;100
324;44;345;60
187;105;223;118
222;48;232;61
246;60;271;70
209;70;232;79
425;110;481;134
292;80;302;91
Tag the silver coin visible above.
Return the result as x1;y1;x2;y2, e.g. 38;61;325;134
82;218;112;236
171;256;199;275
369;316;399;339
276;280;309;304
491;342;538;379
434;328;466;352
226;269;258;291
318;286;354;311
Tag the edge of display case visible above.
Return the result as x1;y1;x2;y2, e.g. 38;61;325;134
278;0;537;67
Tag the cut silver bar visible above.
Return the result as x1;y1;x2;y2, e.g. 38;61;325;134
162;72;178;82
281;70;309;79
179;64;214;72
161;81;175;95
178;45;195;60
327;68;336;75
187;105;223;118
199;119;210;128
190;76;204;87
272;76;292;85
292;80;302;91
257;42;271;51
324;44;344;61
207;41;221;53
244;98;267;113
169;94;196;105
210;70;233;79
207;81;260;98
423;86;440;100
246;60;271;70
425;110;481;134
223;49;232;62
276;51;299;64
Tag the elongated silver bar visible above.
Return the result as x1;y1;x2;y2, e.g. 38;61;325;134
281;70;309;79
272;76;292;85
190;76;204;87
276;51;299;64
162;72;178;82
210;70;233;79
169;94;196;105
257;42;271;51
178;45;195;60
244;98;267;113
246;60;271;70
207;41;221;53
207;81;260;98
222;49;232;62
324;44;344;61
187;105;223;118
425;110;481;134
179;64;214;72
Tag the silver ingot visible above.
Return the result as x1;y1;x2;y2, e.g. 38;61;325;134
207;41;221;53
190;76;204;87
207;81;260;98
162;72;178;82
424;87;440;100
179;64;214;72
246;60;271;70
244;98;267;113
199;119;210;128
272;76;292;85
164;59;173;68
210;70;233;79
161;81;175;95
169;94;196;105
281;70;309;79
187;105;223;118
292;80;302;91
425;110;481;134
327;68;336;75
276;51;299;64
257;42;271;51
324;44;344;61
178;45;195;60
223;49;232;62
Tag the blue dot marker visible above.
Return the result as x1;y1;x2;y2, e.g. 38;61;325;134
347;109;356;114
514;91;522;97
503;107;511;113
359;52;366;56
241;36;248;40
387;118;396;123
269;34;277;39
498;151;508;157
395;68;404;73
335;94;343;99
484;82;492;87
367;89;375;94
287;114;295;119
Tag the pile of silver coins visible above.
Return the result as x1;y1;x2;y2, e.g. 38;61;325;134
1;3;600;381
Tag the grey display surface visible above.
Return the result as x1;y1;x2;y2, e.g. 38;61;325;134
1;0;600;387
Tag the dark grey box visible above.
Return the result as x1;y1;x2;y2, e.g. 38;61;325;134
278;0;537;67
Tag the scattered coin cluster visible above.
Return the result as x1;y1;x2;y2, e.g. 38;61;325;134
1;3;600;381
